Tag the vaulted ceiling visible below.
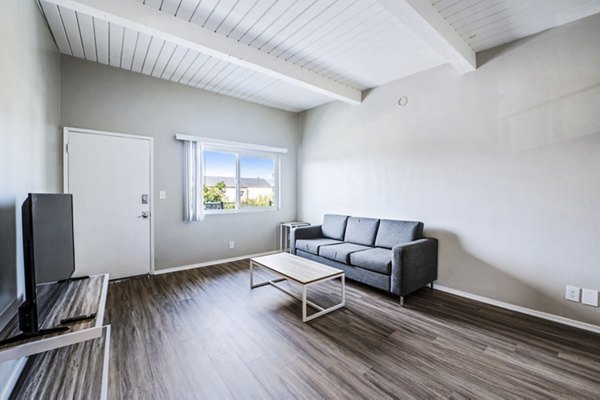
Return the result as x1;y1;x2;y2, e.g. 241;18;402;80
431;0;600;52
39;0;600;112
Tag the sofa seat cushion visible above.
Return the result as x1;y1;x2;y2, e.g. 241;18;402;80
295;238;342;255
318;243;371;264
350;247;392;274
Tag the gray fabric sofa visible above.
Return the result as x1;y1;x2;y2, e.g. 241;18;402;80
290;214;438;305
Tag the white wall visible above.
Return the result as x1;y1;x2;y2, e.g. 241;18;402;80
299;14;600;325
0;0;61;393
60;57;299;270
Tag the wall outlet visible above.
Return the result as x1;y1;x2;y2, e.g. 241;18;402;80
229;241;235;249
159;191;166;200
582;289;599;307
565;286;581;302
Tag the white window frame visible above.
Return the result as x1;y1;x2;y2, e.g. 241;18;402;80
176;134;286;217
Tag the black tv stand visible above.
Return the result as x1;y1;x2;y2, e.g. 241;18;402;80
0;294;73;347
60;313;96;325
0;326;69;347
57;275;89;283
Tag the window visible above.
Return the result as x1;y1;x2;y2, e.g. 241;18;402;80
203;147;278;213
203;150;236;210
177;135;286;221
239;155;276;208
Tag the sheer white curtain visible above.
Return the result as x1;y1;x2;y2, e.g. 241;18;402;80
183;140;204;222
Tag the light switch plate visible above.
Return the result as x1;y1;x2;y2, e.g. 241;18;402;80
582;289;599;307
159;191;166;200
565;285;580;302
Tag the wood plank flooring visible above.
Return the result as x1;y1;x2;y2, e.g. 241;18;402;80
105;260;600;399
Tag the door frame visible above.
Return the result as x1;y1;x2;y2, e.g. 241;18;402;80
63;126;155;275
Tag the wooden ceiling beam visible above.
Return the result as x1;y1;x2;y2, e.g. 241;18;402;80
378;0;477;74
44;0;363;104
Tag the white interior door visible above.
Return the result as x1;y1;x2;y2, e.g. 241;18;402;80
65;129;152;280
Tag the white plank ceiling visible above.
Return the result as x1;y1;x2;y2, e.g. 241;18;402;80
39;0;446;111
430;0;600;52
39;0;600;112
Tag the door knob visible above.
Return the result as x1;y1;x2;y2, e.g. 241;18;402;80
138;211;150;219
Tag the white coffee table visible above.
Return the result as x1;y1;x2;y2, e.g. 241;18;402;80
250;253;345;322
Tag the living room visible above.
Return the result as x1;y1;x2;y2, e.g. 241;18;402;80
1;0;599;398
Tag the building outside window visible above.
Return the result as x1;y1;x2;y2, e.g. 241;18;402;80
203;148;278;212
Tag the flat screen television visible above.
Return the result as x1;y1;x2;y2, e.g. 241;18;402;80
22;193;76;285
0;194;76;346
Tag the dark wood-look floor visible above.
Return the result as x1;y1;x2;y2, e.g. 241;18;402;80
106;260;600;399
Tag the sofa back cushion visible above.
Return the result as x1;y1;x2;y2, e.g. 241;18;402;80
375;219;424;248
344;217;380;246
322;214;349;240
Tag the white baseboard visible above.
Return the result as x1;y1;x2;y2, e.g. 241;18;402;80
153;250;280;275
434;284;600;335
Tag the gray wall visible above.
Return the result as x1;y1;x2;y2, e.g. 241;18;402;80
0;0;61;392
60;57;299;270
298;14;600;325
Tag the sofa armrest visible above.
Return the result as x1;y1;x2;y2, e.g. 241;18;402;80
290;225;322;254
390;238;438;297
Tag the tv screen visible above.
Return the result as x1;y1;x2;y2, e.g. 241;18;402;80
23;193;75;284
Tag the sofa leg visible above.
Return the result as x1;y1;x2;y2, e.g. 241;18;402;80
400;296;404;307
430;282;434;291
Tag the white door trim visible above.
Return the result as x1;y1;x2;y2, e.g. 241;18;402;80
63;126;155;275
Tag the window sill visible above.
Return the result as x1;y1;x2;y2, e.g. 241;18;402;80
204;207;278;215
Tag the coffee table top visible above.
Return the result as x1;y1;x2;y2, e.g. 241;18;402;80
251;253;344;284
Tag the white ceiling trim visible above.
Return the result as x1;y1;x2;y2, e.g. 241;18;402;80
378;0;477;74
43;0;363;105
